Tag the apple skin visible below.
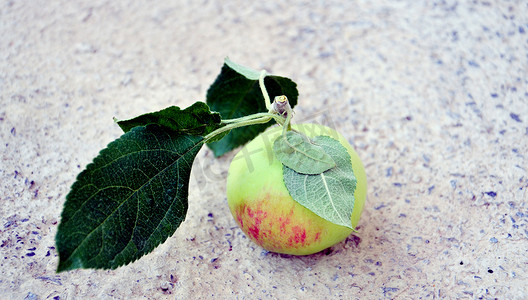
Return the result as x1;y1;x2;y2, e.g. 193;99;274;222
226;123;367;255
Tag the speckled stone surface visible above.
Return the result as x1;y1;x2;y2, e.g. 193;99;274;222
1;1;527;299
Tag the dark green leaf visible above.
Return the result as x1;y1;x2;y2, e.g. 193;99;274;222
56;124;203;271
116;102;224;141
206;58;298;157
273;131;336;174
283;136;357;229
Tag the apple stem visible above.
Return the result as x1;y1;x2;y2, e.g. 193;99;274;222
270;95;294;136
259;70;272;111
258;68;294;132
203;113;286;143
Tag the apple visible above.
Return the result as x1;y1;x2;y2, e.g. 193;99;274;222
226;123;367;255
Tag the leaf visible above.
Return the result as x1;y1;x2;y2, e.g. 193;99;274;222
224;57;261;80
206;58;298;157
116;102;224;141
273;131;336;174
56;124;203;271
283;136;357;229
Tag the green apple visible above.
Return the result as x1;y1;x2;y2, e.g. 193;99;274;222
226;123;367;255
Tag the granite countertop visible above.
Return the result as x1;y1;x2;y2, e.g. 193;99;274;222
2;1;527;299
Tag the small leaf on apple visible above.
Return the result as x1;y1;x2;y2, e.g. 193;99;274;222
273;130;336;174
283;136;357;229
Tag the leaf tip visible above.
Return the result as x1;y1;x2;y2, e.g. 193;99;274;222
56;256;83;273
224;57;261;80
